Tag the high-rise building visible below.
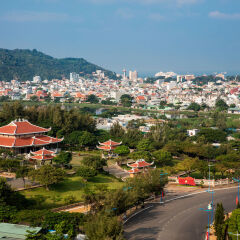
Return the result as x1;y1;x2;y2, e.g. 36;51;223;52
123;69;127;80
129;70;138;81
70;72;80;82
177;75;183;82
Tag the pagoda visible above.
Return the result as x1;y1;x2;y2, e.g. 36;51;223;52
127;159;154;177
97;139;122;151
0;119;63;154
28;147;56;166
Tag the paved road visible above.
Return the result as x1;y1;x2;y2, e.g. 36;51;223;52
124;187;238;240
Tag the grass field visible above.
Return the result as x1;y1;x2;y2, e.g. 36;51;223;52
23;173;124;209
71;150;101;167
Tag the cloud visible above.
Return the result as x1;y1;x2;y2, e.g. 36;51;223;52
2;11;69;22
209;11;240;20
149;13;165;21
116;8;135;19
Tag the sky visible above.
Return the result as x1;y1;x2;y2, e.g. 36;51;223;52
0;0;240;75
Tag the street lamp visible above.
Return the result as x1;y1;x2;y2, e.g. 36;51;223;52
206;163;214;225
160;172;168;203
199;203;213;239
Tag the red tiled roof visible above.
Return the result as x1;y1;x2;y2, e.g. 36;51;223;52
0;137;15;147
30;155;54;160
97;145;116;151
128;168;141;174
0;135;63;148
127;159;153;168
99;139;122;146
0;120;50;135
31;148;55;155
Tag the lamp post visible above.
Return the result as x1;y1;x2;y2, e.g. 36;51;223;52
199;203;213;239
206;163;214;225
233;177;240;205
160;172;168;203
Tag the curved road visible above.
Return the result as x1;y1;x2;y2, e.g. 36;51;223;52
124;187;238;240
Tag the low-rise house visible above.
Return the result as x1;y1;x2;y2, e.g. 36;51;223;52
187;129;200;137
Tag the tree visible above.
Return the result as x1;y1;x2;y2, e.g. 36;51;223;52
114;145;130;156
122;129;142;149
25;231;45;240
82;156;107;170
137;138;152;151
197;128;227;143
152;150;173;167
175;157;198;174
214;203;225;240
76;166;97;180
215;99;228;111
0;159;20;172
30;95;39;102
53;151;72;168
110;122;125;140
78;131;97;148
16;166;29;188
187;102;201;112
84;212;124;240
120;94;133;107
29;165;65;190
87;94;99;104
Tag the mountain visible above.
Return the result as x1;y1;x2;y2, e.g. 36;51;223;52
0;48;117;81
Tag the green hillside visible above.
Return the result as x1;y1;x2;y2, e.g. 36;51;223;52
0;48;116;81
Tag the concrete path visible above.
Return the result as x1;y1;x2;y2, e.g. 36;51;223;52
104;164;130;179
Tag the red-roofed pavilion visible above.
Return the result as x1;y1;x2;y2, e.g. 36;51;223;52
0;119;63;154
127;159;154;177
29;147;56;165
97;139;122;151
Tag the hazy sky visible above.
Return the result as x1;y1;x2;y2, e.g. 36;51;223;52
0;0;240;74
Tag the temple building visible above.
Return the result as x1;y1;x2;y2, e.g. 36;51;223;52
127;159;154;177
0;119;63;154
97;139;122;158
97;139;122;151
28;147;56;166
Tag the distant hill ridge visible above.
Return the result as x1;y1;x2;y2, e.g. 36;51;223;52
0;48;116;81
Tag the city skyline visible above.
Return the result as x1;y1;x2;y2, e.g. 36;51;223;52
0;0;240;74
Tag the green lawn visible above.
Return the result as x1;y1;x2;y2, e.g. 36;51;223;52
71;151;101;167
23;174;124;209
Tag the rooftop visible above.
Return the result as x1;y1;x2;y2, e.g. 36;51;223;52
0;223;41;240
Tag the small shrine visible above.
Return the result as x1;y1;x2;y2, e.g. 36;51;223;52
97;139;122;158
127;159;154;177
28;147;56;166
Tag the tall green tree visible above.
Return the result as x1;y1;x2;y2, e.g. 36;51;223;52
29;165;65;191
53;152;72;168
214;203;225;240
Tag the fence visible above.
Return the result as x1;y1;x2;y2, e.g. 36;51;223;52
168;176;233;187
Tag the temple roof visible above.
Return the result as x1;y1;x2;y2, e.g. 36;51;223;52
127;159;154;168
128;168;141;174
98;139;122;146
30;155;54;160
31;147;56;156
0;135;63;148
0;119;50;135
97;145;116;151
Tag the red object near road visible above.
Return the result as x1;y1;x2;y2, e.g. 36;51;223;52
178;177;196;186
236;196;239;205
